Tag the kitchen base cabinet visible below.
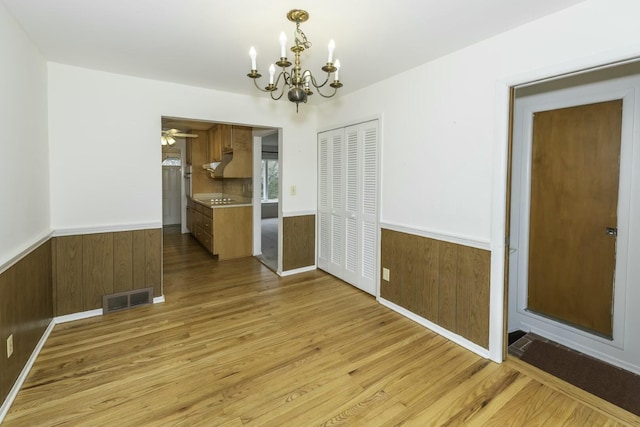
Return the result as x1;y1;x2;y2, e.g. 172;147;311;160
188;199;252;260
214;206;252;260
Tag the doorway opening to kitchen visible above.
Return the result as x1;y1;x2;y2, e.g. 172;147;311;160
161;117;279;265
255;129;279;271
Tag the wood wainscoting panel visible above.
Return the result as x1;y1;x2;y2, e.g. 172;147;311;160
83;233;114;311
54;235;84;315
438;241;459;332
53;228;162;316
416;236;439;323
0;240;53;405
143;229;162;297
113;232;134;294
282;215;316;271
380;229;490;349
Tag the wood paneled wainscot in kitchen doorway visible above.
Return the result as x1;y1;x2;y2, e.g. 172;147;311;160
380;228;491;349
52;229;162;316
282;215;316;272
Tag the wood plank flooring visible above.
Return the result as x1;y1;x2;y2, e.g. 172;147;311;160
3;226;638;426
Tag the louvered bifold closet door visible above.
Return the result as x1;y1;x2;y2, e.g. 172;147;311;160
317;120;378;296
343;126;360;284
358;121;379;294
317;131;331;270
329;130;346;276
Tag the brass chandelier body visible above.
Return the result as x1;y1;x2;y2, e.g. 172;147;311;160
247;9;343;112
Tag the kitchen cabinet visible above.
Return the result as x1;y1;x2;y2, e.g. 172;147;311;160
197;204;213;253
219;124;233;153
213;206;252;260
186;201;194;232
188;198;252;260
188;129;212;193
208;125;222;163
317;120;379;296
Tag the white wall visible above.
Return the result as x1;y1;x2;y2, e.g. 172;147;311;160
48;64;317;232
0;3;50;267
317;0;640;361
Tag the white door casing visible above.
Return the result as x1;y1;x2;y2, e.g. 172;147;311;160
509;75;639;374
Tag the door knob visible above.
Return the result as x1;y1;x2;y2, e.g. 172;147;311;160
605;227;618;236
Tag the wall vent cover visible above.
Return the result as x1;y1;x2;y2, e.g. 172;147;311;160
103;287;153;314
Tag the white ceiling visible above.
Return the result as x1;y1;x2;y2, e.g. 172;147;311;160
2;0;585;103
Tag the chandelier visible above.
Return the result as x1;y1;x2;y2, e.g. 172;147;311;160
247;9;343;112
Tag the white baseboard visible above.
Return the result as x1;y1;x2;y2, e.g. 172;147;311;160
55;308;103;324
0;319;55;423
279;265;317;276
378;297;490;360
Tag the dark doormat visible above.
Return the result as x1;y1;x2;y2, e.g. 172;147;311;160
517;335;640;416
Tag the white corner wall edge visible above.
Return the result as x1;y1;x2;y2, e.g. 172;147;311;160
0;319;56;423
378;297;491;360
0;231;53;275
0;295;166;422
279;265;316;277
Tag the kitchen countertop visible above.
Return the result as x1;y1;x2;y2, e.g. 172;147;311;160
190;193;252;209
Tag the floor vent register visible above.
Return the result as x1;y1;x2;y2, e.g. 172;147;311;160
102;287;154;314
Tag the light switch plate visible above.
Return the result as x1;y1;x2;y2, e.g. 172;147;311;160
382;268;390;281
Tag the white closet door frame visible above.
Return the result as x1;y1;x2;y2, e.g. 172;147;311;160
317;120;379;296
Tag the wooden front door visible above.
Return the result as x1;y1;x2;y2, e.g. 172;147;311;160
527;99;623;338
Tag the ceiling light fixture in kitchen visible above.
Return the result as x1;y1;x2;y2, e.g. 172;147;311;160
161;129;199;146
246;9;343;113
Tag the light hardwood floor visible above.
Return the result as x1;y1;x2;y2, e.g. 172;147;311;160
3;227;638;426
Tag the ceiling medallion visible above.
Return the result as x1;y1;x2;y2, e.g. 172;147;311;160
247;9;343;112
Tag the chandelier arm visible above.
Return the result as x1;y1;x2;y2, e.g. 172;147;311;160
252;78;273;93
269;84;286;101
269;72;290;100
274;71;289;89
307;71;331;89
314;85;339;99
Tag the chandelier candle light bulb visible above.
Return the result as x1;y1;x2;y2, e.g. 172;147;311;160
279;32;287;58
269;64;276;85
327;39;335;63
249;47;257;70
246;9;343;112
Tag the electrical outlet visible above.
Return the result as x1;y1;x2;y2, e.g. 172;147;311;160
7;334;13;358
290;185;297;196
382;268;390;281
